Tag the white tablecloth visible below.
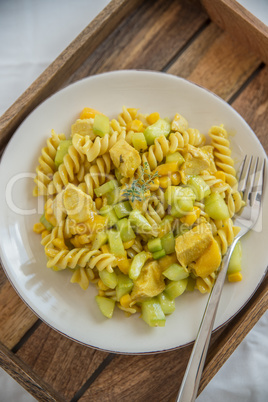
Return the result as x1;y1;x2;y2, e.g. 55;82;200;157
0;1;267;401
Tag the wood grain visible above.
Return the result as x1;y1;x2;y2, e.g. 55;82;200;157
0;0;267;400
16;324;109;400
168;22;261;101
0;341;64;402
201;0;268;64
0;0;143;153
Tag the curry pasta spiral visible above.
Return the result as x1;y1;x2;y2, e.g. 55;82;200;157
46;248;100;270
209;126;237;188
142;135;170;171
70;265;95;290
33;106;245;327
195;272;216;293
33;130;66;196
72;130;126;162
88;253;116;273
47;145;85;195
169;128;205;152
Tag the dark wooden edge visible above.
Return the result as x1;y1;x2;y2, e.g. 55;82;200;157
169;272;268;400
0;0;143;153
200;0;268;64
0;341;65;402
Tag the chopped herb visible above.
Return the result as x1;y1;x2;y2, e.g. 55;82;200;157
122;162;159;202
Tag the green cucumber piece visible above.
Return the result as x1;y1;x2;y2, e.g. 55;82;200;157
55;140;72;167
94;180;117;198
116;218;136;242
147;238;163;253
129;210;153;234
152;249;166;260
99;269;118;289
129;251;151;280
204;192;229;220
40;213;54;231
91;231;108;250
132;132;147;151
114;201;132;219
99;206;118;227
93;114;110;137
141;298;166;327
116;274;133;301
187;176;211;201
95;296;115;318
227;241;242;275
157;293;175;315
144;118;171;146
107;229;125;256
163;263;189;281
161;232;175;254
166;151;185;166
164;278;188;299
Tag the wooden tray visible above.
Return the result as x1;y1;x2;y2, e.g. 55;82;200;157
0;0;267;400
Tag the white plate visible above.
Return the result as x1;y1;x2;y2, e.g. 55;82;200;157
0;70;267;354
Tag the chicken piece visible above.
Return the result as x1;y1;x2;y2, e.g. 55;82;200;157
189;237;221;277
175;221;213;267
201;145;217;173
71;118;95;139
180;144;211;181
63;183;95;223
109;139;141;178
131;261;165;302
171;113;189;133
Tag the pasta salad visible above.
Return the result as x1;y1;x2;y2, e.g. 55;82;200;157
33;106;244;327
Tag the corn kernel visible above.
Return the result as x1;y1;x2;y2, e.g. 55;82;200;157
116;255;131;275
101;244;110;254
228;272;243;282
171;172;181;185
123;239;135;249
180;207;201;226
33;222;45;234
214;171;226;182
95;197;103;210
80;107;103;119
120;294;132;308
98;279;109;291
147;112;160;125
148;177;159;191
52;238;67;249
130;119;143;132
159;176;172;189
127;108;139;119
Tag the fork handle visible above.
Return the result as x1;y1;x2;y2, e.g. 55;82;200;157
176;238;239;402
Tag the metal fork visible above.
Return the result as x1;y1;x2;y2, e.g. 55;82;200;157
176;155;266;402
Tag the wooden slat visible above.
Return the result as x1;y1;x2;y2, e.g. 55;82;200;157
168;22;261;101
66;0;208;82
0;279;38;349
0;0;267;400
0;342;64;402
15;324;109;400
0;0;143;153
201;0;268;64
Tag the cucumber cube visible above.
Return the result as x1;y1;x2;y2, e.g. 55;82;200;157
144;118;171;145
40;213;54;231
116;218;136;242
114;201;132;219
158;293;175;315
99;269;118;289
148;238;162;253
116;274;133;301
95;296;115;319
55;140;72;167
161;232;175;254
141;298;166;327
164;278;188;299
91;231;108;250
93;114;110;137
204;192;229;220
94;180;117;198
163;263;189;281
152;249;166;260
